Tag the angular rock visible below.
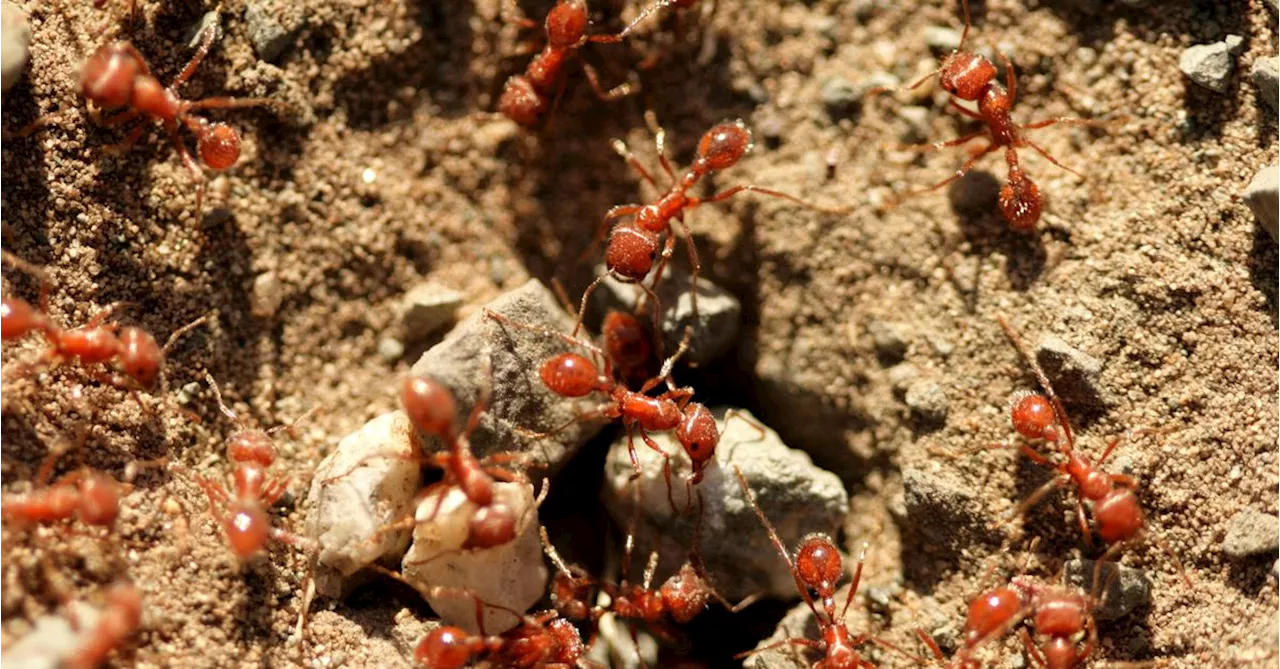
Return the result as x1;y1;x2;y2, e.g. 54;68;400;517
304;411;423;598
1063;559;1151;621
401;481;546;635
1179;38;1243;94
411;279;608;472
1036;335;1106;406
1244;164;1278;241
399;282;464;341
1252;57;1278;117
245;0;305;63
601;407;848;602
868;319;908;363
1223;509;1280;558
899;467;995;547
904;380;949;424
588;265;741;366
1;1;28;92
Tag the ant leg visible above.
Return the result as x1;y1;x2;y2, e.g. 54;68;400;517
99;108;144;129
857;635;928;665
1022;138;1085;178
102;125;146;157
184;97;283;113
587;0;677;43
896;142;1000;199
723;408;766;440
674;217;701;331
1075;497;1095;548
1018;442;1057;467
733;637;824;661
992;44;1017;103
865;66;945;98
997;476;1066;530
171;19;219;89
6;109;77;139
644;109;676;183
162;313;213;355
946;98;985;121
611;138;661;190
637;428;678;514
995;314;1077;450
581;62;635;101
914;628;947;663
892;128;986;153
732;465;825;617
498;0;539;29
698;184;853;215
1019;116;1114;132
1096;436;1124;467
168;122;207;220
1019;628;1049;668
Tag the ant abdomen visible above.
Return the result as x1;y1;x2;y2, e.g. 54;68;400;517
963;585;1022;647
465;503;516;549
539;353;600;397
999;165;1042;232
402;376;459;439
226;504;271;558
415;626;476;669
696;120;752;171
197;123;242;171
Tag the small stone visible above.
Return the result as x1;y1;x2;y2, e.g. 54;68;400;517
886;362;919;393
601;408;847;602
401;481;546;635
1252;57;1278;116
1179;39;1241;94
1223;509;1280;558
1;1;30;92
304;412;423;598
867;320;908;362
250;271;284;318
0;601;100;669
865;585;893;614
245;0;305;63
821;76;860;120
399;282;464;341
1244;164;1278;241
923;25;962;53
900;467;995;547
896;106;931;143
904;380;949;423
1036;335;1105;406
1063;559;1151;621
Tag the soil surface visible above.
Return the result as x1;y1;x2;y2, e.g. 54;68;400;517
1;0;1276;667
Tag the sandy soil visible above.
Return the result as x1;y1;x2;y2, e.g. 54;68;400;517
1;0;1276;667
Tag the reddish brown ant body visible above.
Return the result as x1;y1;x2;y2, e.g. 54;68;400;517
2;298;166;390
67;22;279;218
498;0;674;128
600;310;655;386
869;0;1104;231
65;582;144;669
2;469;123;529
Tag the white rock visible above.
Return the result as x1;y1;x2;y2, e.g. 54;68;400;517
1;602;100;669
1179;39;1241;94
401;481;546;635
304;412;423;598
1252;57;1278;117
1244;164;1278;241
1;1;30;92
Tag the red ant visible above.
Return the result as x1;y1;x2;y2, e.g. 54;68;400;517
18;22;281;219
194;374;313;560
994;314;1191;588
868;0;1107;231
2;468;123;529
733;465;922;669
64;582;144;669
578;115;849;334
498;0;675;128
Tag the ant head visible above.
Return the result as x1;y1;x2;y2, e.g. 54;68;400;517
1;298;42;340
117;327;163;389
938;51;997;102
605;224;659;281
676;404;718;473
197;122;242;171
545;0;589;49
76;475;121;527
540;353;600;398
81;42;141;109
61;327;122;364
499;76;548;128
402;375;459;439
227;430;276;467
416;626;475;669
552;568;593;619
795;534;843;600
602;311;651;377
660;563;710;624
1009;391;1056;443
695;120;753;172
1033;589;1088;637
226;504;271;559
963;586;1022;648
998;165;1041;232
464;503;516;549
1093;490;1143;544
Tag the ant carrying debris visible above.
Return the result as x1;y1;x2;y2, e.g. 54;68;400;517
868;0;1109;231
498;0;676;128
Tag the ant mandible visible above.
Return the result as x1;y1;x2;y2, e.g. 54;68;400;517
733;465;922;669
579;116;849;335
498;0;676;128
995;314;1191;588
868;0;1108;231
194;374;314;559
70;22;280;219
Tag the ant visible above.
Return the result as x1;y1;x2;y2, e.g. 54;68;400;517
994;314;1191;588
601;309;655;387
733;465;922;669
194;374;314;560
65;582;144;669
498;0;675;128
2;468;123;529
19;21;281;219
578;115;849;335
868;0;1107;231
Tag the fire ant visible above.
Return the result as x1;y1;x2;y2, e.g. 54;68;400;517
498;0;675;128
65;582;144;669
1;468;123;529
194;374;314;560
994;314;1191;588
578;115;849;335
733;465;922;668
868;0;1107;231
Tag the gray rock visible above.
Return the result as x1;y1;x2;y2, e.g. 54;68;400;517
589;265;741;366
411;279;608;472
924;25;962;53
1036;335;1105;406
399;282;464;341
1;1;29;92
304;412;423;598
742;596;821;669
896;106;931;144
1063;559;1151;621
1244;164;1278;241
904;380;948;423
821;76;860;119
1179;38;1242;94
601;407;848;602
886;362;919;393
245;0;305;63
900;467;995;547
1252;57;1278;117
868;320;908;362
1223;509;1280;558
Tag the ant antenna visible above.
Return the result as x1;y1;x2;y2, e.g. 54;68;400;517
205;372;240;423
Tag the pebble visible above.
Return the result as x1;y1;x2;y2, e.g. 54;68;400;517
250;271;284;318
900;467;994;546
896;105;931;143
867;319;908;362
1222;509;1280;558
904;380;949;423
1179;36;1245;94
1252;57;1278;117
1244;164;1278;242
601;407;848;602
886;362;919;393
1;1;29;92
245;0;305;63
0;601;100;669
303;412;423;598
1063;559;1151;621
410;279;608;470
589;265;741;366
401;481;546;635
1035;335;1105;406
821;76;860;120
923;25;962;53
376;337;405;363
399;282;464;341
